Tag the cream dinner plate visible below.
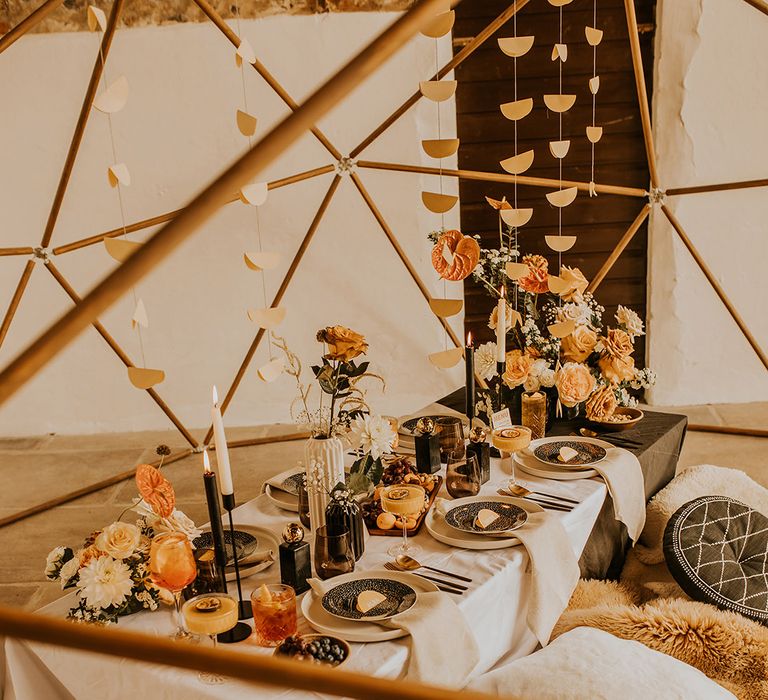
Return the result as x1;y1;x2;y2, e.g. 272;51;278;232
301;570;438;643
264;483;299;512
425;496;543;550
515;441;606;480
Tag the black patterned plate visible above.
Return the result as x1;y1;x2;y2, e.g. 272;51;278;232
279;473;304;496
444;500;528;535
533;440;606;467
193;529;257;565
321;578;416;621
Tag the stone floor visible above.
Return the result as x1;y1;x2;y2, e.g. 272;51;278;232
0;403;765;610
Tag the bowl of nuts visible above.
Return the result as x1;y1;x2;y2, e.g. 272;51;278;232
274;634;350;668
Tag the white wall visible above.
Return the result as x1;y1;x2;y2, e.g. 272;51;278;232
0;13;463;436
647;0;768;405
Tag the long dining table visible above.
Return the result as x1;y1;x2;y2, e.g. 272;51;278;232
4;445;606;698
3;397;685;698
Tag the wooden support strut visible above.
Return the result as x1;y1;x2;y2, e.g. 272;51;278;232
624;0;659;189
39;0;126;249
0;431;312;529
666;177;768;197
0;605;511;700
0;260;36;351
660;204;768;372
0;247;36;257
740;0;768;18
688;424;768;439
349;172;488;390
357;160;648;198
192;0;342;161
350;0;532;159
45;261;199;447
51;164;335;255
0;448;193;529
0;0;65;54
202;175;342;445
587;204;651;293
0;0;452;409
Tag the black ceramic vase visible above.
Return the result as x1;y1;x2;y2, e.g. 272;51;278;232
325;499;365;561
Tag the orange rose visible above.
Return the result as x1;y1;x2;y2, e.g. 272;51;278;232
316;326;368;362
601;328;634;359
518;254;549;295
599;354;636;384
502;350;534;388
560;326;598;363
586;385;617;420
555;362;596;407
560;266;589;302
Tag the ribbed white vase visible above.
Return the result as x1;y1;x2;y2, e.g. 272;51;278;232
304;436;345;539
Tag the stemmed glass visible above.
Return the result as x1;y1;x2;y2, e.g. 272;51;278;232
149;532;198;641
446;452;481;499
182;593;239;684
491;426;532;489
381;484;425;558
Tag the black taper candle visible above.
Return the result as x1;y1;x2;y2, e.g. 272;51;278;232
465;333;475;427
202;463;228;594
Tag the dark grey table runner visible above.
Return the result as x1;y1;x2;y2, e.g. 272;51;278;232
438;388;687;579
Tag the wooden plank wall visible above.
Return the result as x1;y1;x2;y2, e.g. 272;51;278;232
454;0;655;368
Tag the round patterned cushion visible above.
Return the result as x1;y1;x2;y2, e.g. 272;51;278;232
664;495;768;625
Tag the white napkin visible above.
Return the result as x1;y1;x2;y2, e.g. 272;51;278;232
590;447;646;543
264;465;304;494
307;579;479;687
516;445;646;543
385;591;479;686
511;511;580;646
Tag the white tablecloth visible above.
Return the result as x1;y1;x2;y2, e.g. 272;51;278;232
4;457;606;699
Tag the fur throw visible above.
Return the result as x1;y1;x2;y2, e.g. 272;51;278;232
635;464;768;565
554;580;768;699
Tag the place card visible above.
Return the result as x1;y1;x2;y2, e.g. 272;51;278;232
491;408;512;430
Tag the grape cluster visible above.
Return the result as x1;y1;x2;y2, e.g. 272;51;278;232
276;635;347;666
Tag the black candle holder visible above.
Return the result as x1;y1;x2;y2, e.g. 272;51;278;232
222;492;253;621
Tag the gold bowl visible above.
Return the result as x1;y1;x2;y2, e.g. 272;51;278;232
586;407;644;432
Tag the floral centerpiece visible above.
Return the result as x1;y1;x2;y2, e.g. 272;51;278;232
274;326;390;528
429;219;655;422
44;456;200;624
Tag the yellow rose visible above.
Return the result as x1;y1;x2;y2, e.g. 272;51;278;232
599;354;636;384
601;328;634;359
316;326;368;362
555;362;596;407
560;325;598;363
560;266;589;302
586;385;617;420
94;522;141;560
502;350;534;388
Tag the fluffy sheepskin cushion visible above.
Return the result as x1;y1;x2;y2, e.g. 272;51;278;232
468;626;734;699
635;465;768;565
664;496;768;625
555;579;768;699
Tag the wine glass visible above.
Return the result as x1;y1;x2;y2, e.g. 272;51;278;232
380;484;425;558
491;426;532;489
182;593;239;684
149;532;198;641
446;451;481;499
436;417;465;462
313;526;355;581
